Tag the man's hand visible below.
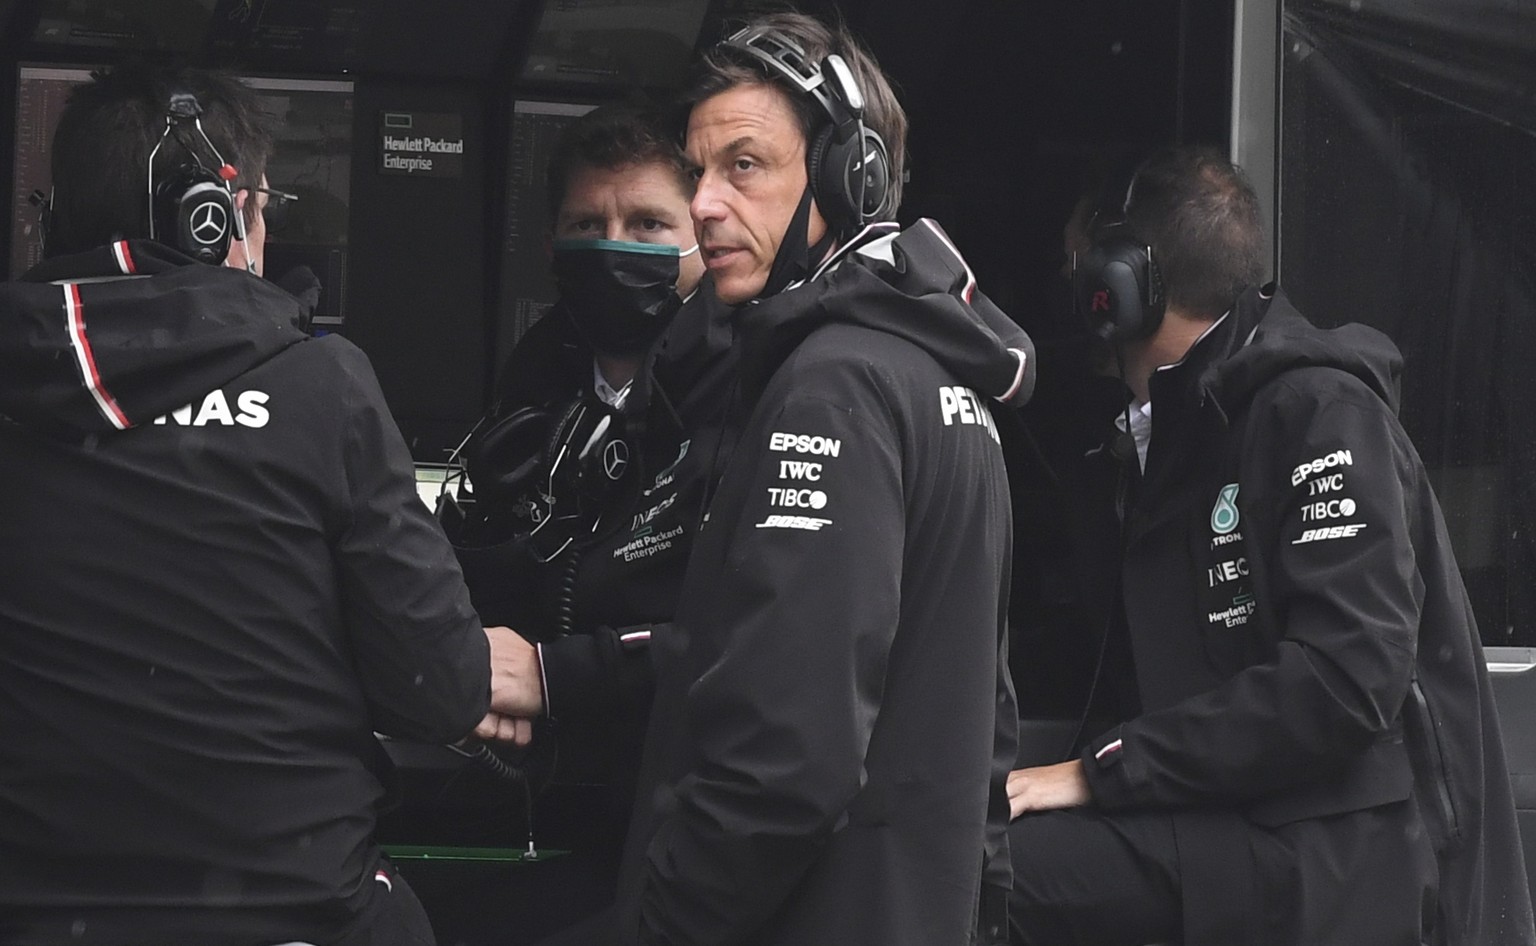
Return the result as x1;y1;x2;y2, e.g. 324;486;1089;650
473;712;533;745
1007;760;1091;820
485;625;545;717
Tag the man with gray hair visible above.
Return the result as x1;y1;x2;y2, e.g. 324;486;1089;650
614;12;1034;946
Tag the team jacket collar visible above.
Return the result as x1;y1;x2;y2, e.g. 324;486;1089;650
22;239;204;282
733;218;1032;413
1;240;308;436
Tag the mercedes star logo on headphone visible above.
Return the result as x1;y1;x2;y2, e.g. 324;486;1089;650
189;200;229;246
602;438;630;481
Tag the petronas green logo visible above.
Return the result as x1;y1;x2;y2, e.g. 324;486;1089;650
1211;483;1240;535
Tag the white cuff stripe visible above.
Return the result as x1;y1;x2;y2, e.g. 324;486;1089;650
535;641;552;718
997;348;1028;403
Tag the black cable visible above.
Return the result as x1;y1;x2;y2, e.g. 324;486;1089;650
451;740;522;782
1060;345;1137;761
554;544;582;637
448;741;544;861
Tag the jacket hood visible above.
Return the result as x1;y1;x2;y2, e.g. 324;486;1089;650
0;240;309;435
736;219;1036;408
1205;285;1402;414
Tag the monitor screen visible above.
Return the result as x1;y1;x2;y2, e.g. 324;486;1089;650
243;76;355;326
29;0;215;51
8;67;353;323
8;64;94;279
494;99;598;377
519;0;710;91
204;0;364;71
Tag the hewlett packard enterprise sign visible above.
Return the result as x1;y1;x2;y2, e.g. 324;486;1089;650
379;112;464;177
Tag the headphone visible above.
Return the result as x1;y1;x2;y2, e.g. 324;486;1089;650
1072;161;1166;343
460;394;633;560
721;24;894;232
147;92;248;267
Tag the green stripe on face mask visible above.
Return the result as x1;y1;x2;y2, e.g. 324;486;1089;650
550;238;681;256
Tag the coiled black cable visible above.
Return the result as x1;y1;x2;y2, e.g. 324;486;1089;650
448;741;545;860
554;545;582;637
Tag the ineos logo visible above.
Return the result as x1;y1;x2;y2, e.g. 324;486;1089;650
189;200;228;246
603;439;629;480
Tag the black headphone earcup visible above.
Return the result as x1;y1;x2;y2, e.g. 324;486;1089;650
153;165;236;265
464;405;556;502
1073;238;1165;343
546;398;630;504
808;121;892;230
807;123;843;224
853;128;891;221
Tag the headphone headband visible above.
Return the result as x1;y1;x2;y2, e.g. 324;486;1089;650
146;91;248;267
719;24;894;229
722;26;842;115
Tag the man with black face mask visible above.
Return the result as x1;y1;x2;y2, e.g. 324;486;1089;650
449;103;729;944
497;106;705;418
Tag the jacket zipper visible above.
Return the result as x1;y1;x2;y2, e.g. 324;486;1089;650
1410;677;1461;839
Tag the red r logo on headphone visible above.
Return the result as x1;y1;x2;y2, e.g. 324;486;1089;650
1090;290;1111;313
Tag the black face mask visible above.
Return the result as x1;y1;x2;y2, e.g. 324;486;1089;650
550;239;694;356
761;185;839;299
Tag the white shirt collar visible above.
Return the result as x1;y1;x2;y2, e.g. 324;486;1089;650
592;361;631;408
1115;400;1154;471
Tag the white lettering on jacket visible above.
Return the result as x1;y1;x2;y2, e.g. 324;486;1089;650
1300;498;1357;522
755;515;833;531
778;460;822;481
152;389;270;428
1308;474;1346;495
767;487;829;509
769;432;842;456
938;386;1000;444
1291;449;1353;487
1206;557;1249;588
1291;523;1367;544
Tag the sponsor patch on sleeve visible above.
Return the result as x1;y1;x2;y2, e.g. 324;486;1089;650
755;515;834;531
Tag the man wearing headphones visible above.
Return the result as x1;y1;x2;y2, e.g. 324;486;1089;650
1006;146;1534;946
613;13;1034;946
0;63;531;945
449;103;728;944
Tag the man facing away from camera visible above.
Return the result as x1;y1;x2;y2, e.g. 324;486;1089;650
0;62;530;946
1006;145;1535;946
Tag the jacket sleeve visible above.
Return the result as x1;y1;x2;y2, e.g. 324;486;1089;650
538;622;655;723
331;343;490;745
639;359;905;945
1084;368;1421;810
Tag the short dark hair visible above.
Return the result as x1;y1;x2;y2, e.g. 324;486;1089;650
1107;146;1267;321
46;63;273;258
683;11;907;220
544;103;693;223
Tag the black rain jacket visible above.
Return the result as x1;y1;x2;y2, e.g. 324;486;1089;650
617;220;1032;946
1079;286;1535;946
465;290;737;728
0;241;489;943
